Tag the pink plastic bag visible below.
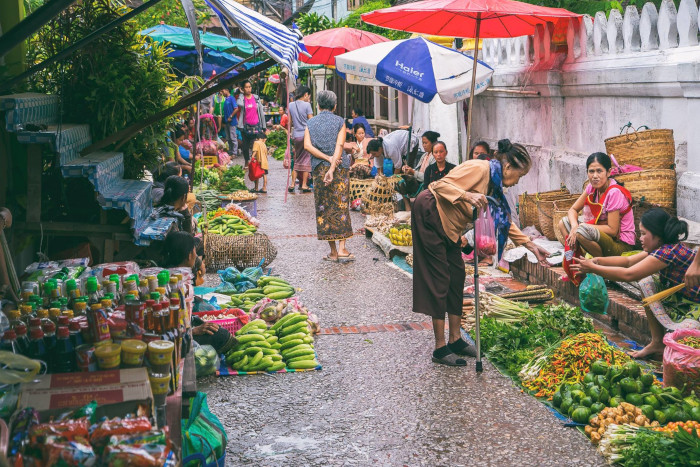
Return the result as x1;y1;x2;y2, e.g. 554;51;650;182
474;207;497;256
609;154;642;177
663;329;700;396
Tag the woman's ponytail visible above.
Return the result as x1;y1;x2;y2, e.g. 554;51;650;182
664;217;689;244
640;208;689;245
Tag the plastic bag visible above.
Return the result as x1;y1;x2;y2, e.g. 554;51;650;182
182;392;227;467
663;329;700;396
194;343;220;378
563;244;586;286
579;274;609;314
474;207;497;256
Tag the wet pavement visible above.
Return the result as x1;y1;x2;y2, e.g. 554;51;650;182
201;157;605;466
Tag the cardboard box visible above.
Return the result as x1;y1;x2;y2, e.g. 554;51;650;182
19;368;153;421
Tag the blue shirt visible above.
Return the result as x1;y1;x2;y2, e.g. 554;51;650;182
348;115;374;137
179;145;190;161
223;95;238;126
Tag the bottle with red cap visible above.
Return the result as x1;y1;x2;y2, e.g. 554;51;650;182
53;327;76;373
43;322;57;354
14;325;30;355
0;330;19;354
28;317;42;334
68;321;84;349
28;328;47;361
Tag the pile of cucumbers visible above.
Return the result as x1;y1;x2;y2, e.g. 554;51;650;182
224;313;319;372
225;276;296;312
204;215;257;236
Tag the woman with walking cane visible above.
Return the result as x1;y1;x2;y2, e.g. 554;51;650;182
411;139;550;366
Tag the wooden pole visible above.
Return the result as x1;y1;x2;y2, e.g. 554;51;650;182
465;13;481;162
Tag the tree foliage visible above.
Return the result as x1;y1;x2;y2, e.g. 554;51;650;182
26;0;195;179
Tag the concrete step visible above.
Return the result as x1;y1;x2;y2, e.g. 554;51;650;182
16;123;92;165
61;151;124;193
0;92;59;132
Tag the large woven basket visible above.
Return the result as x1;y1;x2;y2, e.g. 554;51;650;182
604;128;675;170
615;169;677;209
519;188;570;231
204;232;277;272
537;194;579;241
361;175;399;215
552;198;580;246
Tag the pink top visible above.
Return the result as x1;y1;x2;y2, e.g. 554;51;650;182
584;179;636;246
244;96;259;126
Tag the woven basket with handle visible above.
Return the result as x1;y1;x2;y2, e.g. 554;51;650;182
537;194;580;241
615;169;677;209
518;187;569;230
552;197;581;246
361;175;399;215
604;126;675;170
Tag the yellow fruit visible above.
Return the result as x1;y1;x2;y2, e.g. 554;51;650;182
390;228;398;235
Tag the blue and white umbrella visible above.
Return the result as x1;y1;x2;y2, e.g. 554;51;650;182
335;37;493;104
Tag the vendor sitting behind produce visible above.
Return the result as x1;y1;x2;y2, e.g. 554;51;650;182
155;176;194;234
571;208;700;359
161;231;236;353
559;152;636;257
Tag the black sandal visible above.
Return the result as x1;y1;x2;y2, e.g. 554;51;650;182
288;187;295;193
431;352;467;366
448;339;478;357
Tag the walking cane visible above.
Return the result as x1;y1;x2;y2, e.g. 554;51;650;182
472;206;483;373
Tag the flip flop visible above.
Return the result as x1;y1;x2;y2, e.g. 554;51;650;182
302;188;312;193
259;190;267;194
322;255;338;262
288;187;295;193
431;352;467;366
337;254;356;262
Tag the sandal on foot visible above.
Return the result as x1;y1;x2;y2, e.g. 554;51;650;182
448;339;478;357
431;352;467;366
322;255;338;262
288;187;295;193
259;190;267;194
302;188;312;193
337;254;355;262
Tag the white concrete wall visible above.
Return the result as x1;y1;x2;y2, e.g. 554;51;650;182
475;0;700;222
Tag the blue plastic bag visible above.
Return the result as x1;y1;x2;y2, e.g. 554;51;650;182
579;274;609;314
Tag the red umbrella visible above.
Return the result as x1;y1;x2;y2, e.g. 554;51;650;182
363;0;580;374
360;0;580;38
300;27;390;66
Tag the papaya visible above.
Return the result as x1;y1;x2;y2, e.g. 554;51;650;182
571;407;591;424
590;360;609;376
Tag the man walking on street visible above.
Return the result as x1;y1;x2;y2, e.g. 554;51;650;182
223;88;239;157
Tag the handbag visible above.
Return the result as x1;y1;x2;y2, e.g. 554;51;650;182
248;158;264;181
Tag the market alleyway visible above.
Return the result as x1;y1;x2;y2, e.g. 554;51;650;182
201;158;605;466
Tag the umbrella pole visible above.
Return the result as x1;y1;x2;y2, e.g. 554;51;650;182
473;206;483;373
465;14;482;160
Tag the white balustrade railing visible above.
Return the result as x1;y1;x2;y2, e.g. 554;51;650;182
480;0;700;68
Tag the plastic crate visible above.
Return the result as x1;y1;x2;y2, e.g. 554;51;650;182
193;309;246;334
203;155;219;167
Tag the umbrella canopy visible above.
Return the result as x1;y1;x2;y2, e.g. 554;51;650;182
139;24;255;55
360;0;581;38
335;37;493;104
301;27;390;66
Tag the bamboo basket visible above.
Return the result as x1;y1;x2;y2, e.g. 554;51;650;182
537;195;580;241
553;198;580;246
361;175;399;215
604;128;675;170
204;232;277;272
615;169;677;209
518;187;569;230
349;178;374;201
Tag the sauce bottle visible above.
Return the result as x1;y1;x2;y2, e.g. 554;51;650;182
0;330;19;354
14;324;30;355
87;303;110;343
53;327;76;373
68;321;84;349
28;328;47;361
7;310;22;330
42;322;57;355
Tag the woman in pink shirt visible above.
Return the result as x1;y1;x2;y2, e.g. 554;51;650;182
236;80;265;169
558;152;636;257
